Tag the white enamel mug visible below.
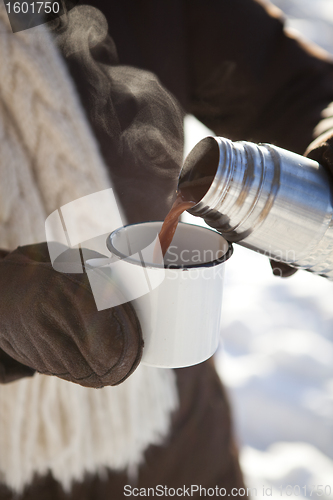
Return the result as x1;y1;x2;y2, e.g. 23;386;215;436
100;221;232;368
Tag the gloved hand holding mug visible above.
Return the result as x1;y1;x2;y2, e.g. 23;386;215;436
0;242;143;387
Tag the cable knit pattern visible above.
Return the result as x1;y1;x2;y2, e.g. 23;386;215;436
0;366;178;492
0;4;110;232
0;4;178;493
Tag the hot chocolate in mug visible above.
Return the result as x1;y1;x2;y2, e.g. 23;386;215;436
87;221;232;368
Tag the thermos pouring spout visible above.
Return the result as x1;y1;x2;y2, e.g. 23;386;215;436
178;136;333;279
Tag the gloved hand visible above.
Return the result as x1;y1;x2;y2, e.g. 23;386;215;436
269;259;298;278
304;130;333;174
0;242;143;387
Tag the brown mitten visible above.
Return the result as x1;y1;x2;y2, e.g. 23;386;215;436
269;259;298;278
0;242;143;388
305;129;333;174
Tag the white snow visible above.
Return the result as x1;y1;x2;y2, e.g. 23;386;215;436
183;2;333;494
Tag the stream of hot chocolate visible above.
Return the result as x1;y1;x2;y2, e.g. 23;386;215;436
153;175;214;264
153;192;196;263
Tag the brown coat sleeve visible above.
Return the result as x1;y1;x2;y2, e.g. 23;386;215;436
184;0;333;154
78;0;333;159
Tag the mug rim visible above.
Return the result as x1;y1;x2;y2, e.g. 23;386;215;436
107;221;233;270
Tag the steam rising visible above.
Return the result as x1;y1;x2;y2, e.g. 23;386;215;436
53;5;184;223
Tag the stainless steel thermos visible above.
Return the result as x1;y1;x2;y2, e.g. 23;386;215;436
178;136;333;279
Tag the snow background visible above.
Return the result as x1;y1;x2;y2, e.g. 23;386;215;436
183;1;333;497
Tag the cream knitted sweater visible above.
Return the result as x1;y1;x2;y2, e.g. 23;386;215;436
0;4;178;493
